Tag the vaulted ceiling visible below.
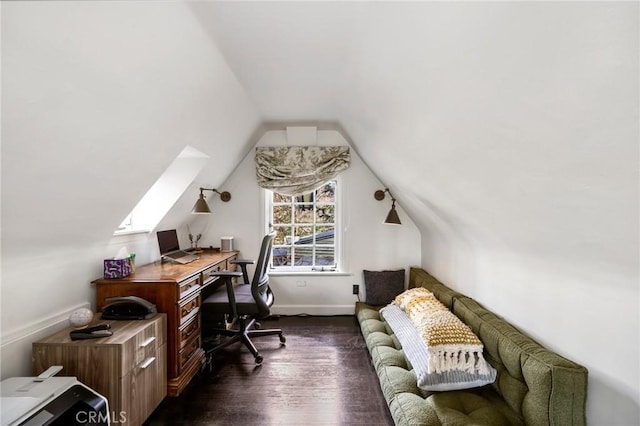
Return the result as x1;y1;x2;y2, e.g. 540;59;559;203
189;1;638;277
3;1;636;276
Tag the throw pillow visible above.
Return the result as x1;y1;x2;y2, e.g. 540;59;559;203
363;269;405;305
393;287;435;311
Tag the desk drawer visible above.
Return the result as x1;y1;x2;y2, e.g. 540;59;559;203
201;263;224;287
202;263;224;276
118;318;164;371
178;293;199;326
179;334;200;372
133;322;162;365
226;255;238;271
178;275;201;300
178;314;200;350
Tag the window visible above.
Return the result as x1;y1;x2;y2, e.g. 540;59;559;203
267;180;340;272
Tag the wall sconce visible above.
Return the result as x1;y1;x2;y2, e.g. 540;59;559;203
374;188;401;225
192;187;232;214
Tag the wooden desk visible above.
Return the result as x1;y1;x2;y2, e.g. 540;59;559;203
92;250;238;396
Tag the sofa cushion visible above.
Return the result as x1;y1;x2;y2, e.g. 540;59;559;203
358;301;523;426
452;296;588;426
427;390;523;426
409;268;462;309
390;393;441;426
358;269;587;426
363;269;405;305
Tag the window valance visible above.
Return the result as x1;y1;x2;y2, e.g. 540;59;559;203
255;146;350;196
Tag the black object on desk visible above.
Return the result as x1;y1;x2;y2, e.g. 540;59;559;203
70;324;112;340
101;295;157;320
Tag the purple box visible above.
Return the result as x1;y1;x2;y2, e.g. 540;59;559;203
103;258;131;279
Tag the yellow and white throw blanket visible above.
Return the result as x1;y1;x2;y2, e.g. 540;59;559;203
393;288;491;375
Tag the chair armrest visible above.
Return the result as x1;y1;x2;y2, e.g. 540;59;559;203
209;270;243;278
230;259;255;284
231;259;255;266
208;271;243;321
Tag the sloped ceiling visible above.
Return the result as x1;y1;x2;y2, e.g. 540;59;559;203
2;1;262;250
191;1;638;276
2;2;638;420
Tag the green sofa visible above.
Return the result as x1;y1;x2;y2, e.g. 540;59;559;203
356;267;588;426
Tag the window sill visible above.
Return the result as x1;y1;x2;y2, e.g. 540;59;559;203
113;229;151;236
269;271;352;277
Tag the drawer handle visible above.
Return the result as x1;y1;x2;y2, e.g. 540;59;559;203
140;337;156;348
140;357;156;369
183;345;198;363
181;319;198;338
182;302;197;316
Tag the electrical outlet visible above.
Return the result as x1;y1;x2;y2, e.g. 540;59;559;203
352;284;359;295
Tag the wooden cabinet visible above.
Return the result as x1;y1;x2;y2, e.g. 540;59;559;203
91;250;238;397
32;315;167;426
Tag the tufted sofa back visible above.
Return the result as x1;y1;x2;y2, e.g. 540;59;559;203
409;268;588;426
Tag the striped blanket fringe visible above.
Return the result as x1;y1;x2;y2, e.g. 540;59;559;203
394;287;490;375
427;346;492;375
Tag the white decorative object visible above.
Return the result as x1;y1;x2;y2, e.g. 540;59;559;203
69;308;94;329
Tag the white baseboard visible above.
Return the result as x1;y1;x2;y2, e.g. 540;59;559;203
271;305;355;316
0;302;91;348
1;302;92;379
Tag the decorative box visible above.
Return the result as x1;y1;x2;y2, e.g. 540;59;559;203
103;258;131;279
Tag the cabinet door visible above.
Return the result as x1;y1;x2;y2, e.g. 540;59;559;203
32;344;122;415
121;343;167;426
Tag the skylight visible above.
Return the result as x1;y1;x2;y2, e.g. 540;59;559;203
114;146;209;235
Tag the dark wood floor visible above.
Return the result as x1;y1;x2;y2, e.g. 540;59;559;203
144;315;393;426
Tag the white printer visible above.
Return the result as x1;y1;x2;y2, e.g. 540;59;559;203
1;373;109;426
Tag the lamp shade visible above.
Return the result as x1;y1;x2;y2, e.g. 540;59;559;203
192;194;211;214
384;203;401;225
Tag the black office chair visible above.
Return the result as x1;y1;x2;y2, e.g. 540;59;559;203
201;233;285;365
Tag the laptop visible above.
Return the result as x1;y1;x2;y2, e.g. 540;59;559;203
156;229;199;264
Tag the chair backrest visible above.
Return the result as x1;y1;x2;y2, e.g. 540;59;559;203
251;232;276;318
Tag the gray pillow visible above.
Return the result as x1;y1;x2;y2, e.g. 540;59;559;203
363;269;405;305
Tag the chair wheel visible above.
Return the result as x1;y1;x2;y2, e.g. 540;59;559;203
201;353;214;374
279;334;286;344
255;355;263;364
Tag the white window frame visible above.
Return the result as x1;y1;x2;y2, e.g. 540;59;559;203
263;178;343;273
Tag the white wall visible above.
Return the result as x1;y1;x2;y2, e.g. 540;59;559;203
196;127;421;315
331;3;638;423
419;234;639;424
386;4;639;423
0;1;260;379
